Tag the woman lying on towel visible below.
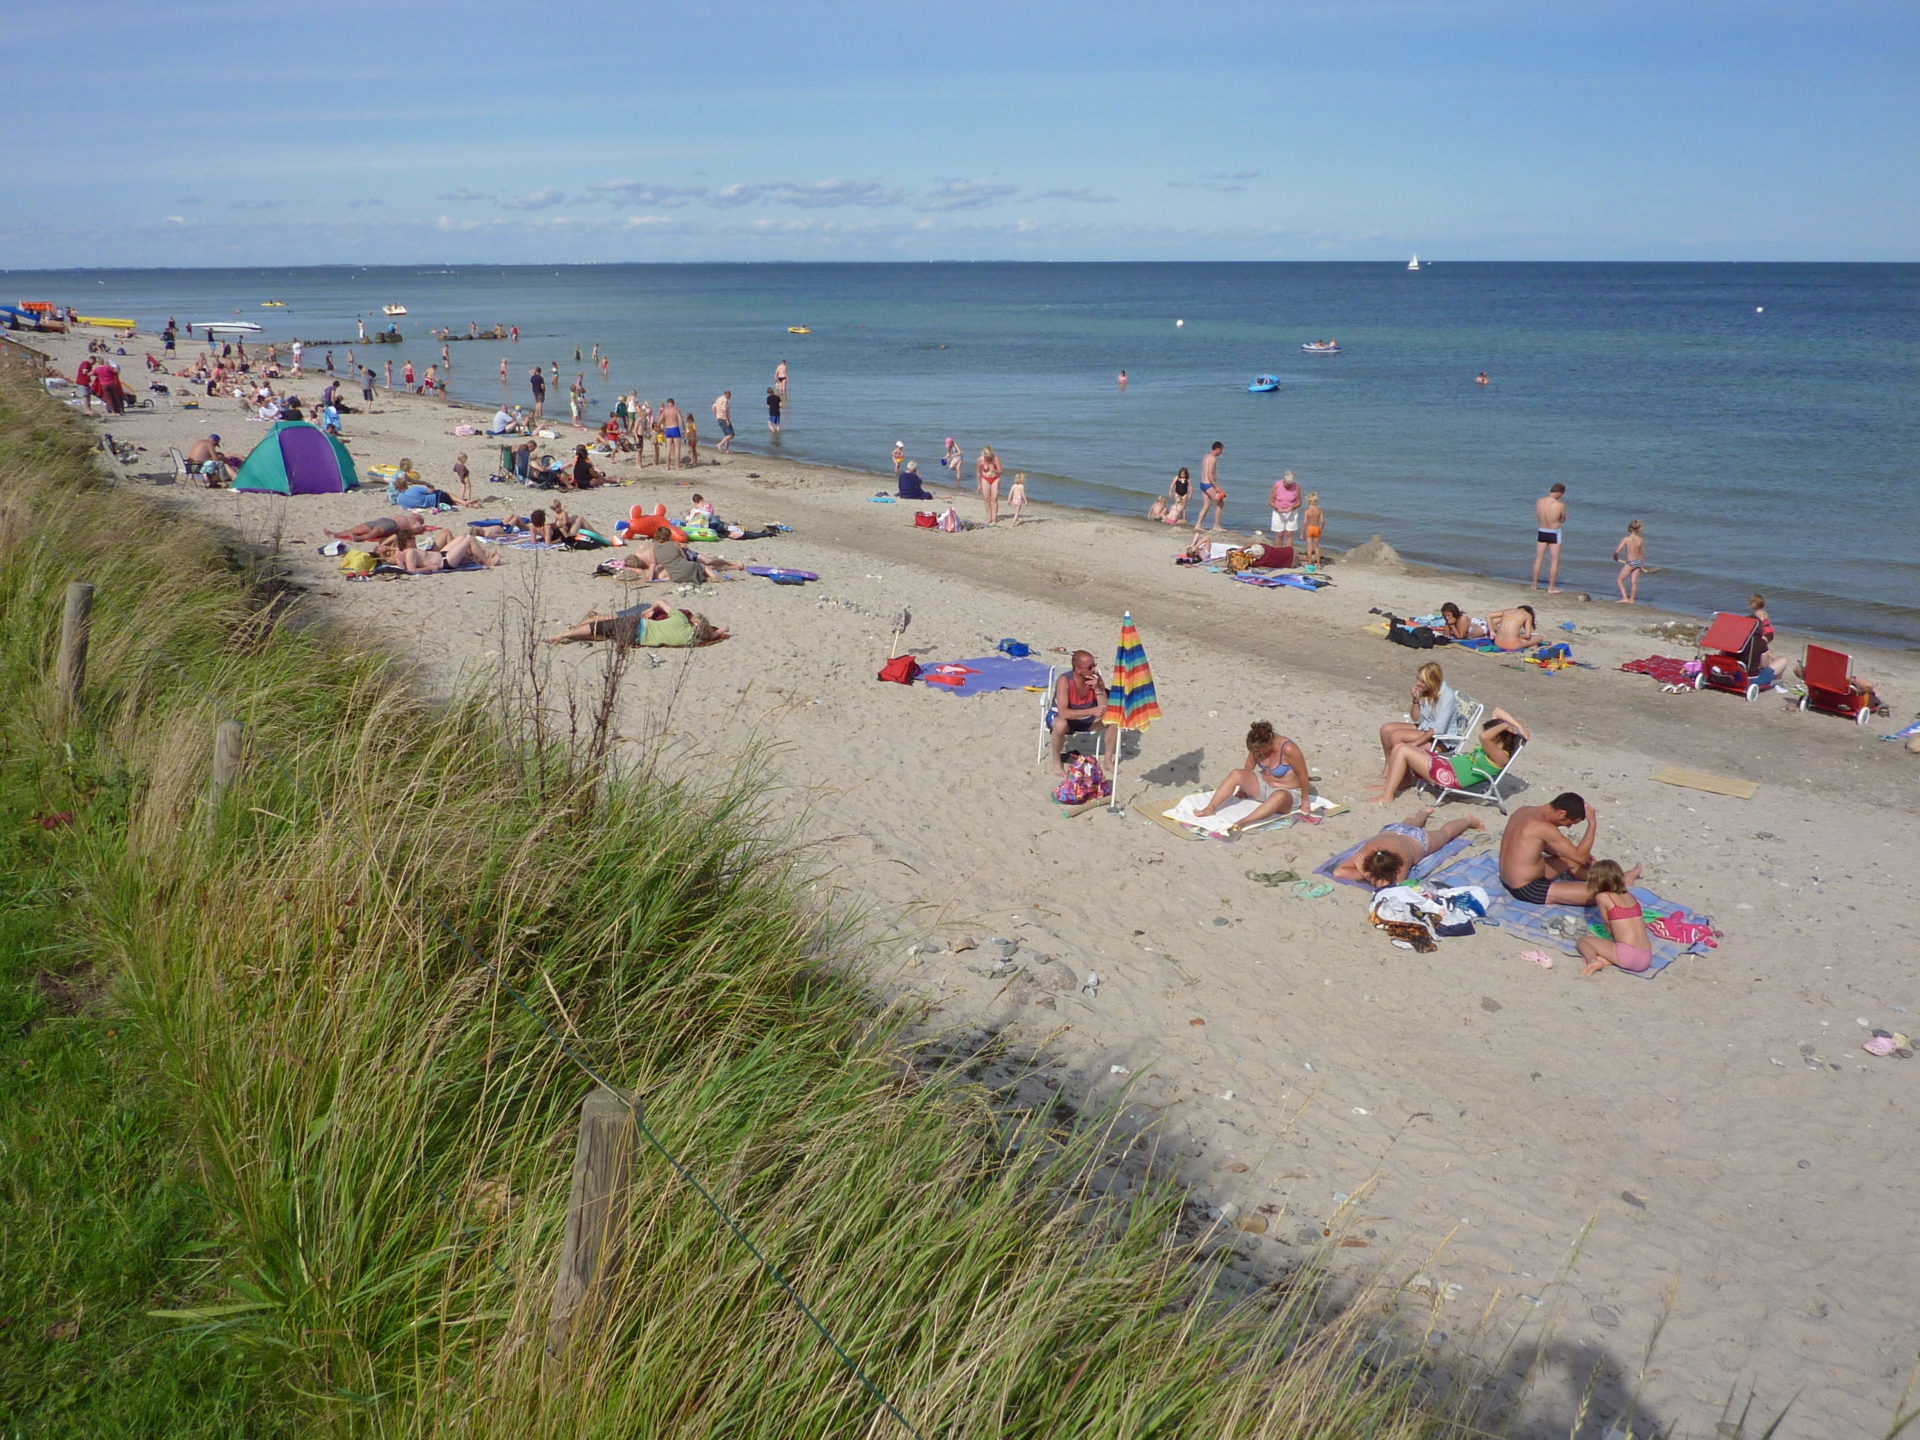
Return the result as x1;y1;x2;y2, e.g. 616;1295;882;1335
1370;706;1527;803
1440;602;1489;640
544;600;721;647
375;530;498;573
1190;720;1316;835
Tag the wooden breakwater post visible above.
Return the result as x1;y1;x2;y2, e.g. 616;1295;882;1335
546;1085;637;1364
56;581;93;719
207;721;248;821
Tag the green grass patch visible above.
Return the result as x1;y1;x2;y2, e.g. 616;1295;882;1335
0;351;1478;1438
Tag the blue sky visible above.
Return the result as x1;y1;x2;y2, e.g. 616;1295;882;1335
4;0;1914;265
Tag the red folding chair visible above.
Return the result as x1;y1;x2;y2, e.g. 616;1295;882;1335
1799;644;1871;725
1694;612;1770;702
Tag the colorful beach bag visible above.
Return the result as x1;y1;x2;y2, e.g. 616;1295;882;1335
1052;755;1111;806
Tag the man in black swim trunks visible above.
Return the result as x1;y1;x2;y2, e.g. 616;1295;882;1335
1497;792;1635;905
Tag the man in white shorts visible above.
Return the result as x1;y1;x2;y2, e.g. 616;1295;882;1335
1269;470;1303;539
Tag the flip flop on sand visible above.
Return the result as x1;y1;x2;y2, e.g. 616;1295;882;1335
1244;869;1299;887
1292;880;1334;899
1519;950;1557;968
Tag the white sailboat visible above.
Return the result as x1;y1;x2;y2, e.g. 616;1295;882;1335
1408;253;1421;271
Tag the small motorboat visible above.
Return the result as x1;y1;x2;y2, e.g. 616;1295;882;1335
1247;374;1281;393
787;325;811;334
261;300;286;307
198;320;263;333
1300;340;1341;354
382;303;408;316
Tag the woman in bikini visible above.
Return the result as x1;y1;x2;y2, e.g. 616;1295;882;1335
375;530;498;573
1371;706;1528;804
1191;720;1314;834
1576;860;1652;975
1334;807;1487;888
976;446;1003;526
1486;605;1537;652
1439;602;1488;640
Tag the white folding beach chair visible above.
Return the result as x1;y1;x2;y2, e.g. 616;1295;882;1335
1036;665;1103;765
1423;737;1525;813
168;447;192;482
1430;692;1484;755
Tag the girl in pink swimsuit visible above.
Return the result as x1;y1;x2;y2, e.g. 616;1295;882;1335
1577;859;1652;975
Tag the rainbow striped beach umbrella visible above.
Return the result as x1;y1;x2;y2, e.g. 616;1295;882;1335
1101;611;1160;806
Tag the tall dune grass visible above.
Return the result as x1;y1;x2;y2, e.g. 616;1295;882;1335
0;356;1468;1438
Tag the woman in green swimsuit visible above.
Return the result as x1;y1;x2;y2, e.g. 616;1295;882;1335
1370;706;1528;804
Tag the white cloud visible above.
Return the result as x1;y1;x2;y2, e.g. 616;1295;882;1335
501;188;567;211
588;179;708;206
770;179;906;209
437;187;491;202
1038;187;1118;204
917;179;1018;212
229;198;282;211
347;198;383;210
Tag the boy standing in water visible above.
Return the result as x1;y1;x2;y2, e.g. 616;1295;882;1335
1613;519;1646;604
1302;491;1325;567
1531;483;1568;593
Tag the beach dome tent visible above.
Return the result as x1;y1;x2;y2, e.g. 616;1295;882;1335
231;421;359;495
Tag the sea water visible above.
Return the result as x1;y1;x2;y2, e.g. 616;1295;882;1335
11;262;1916;647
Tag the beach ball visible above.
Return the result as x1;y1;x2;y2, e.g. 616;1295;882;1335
1175;319;1184;327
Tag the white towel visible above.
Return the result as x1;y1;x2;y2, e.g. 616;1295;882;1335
1164;791;1338;835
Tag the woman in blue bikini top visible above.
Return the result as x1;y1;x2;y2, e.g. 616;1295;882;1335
1190;720;1317;835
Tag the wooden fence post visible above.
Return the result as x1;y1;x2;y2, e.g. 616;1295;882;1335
56;581;93;718
546;1086;637;1363
209;722;247;815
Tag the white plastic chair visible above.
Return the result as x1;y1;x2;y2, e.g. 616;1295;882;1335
1423;738;1525;813
1431;692;1484;755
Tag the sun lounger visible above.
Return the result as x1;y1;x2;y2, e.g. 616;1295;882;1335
1798;644;1872;725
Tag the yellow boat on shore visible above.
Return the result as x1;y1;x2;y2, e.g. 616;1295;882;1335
74;315;136;328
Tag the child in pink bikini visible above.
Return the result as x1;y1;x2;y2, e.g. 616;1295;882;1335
1577;859;1651;975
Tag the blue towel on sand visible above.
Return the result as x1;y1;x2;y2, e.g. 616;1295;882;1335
923;655;1053;698
1420;849;1715;978
1314;834;1478;890
1451;636;1504;653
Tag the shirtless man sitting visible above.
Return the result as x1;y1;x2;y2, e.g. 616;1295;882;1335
326;513;429;543
1333;806;1486;889
1497;792;1637;905
1486;605;1537;652
184;433;229;486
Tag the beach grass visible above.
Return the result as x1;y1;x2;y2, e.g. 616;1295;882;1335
0;354;1464;1438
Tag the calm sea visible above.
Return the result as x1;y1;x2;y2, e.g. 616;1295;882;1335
10;262;1917;647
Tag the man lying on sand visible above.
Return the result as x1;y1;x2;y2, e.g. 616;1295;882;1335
1333;807;1486;889
545;601;720;648
326;513;428;543
1498;792;1638;905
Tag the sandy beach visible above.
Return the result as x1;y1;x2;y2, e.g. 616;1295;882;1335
28;328;1920;1437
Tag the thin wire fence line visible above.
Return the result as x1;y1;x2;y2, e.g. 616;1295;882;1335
81;598;929;1440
